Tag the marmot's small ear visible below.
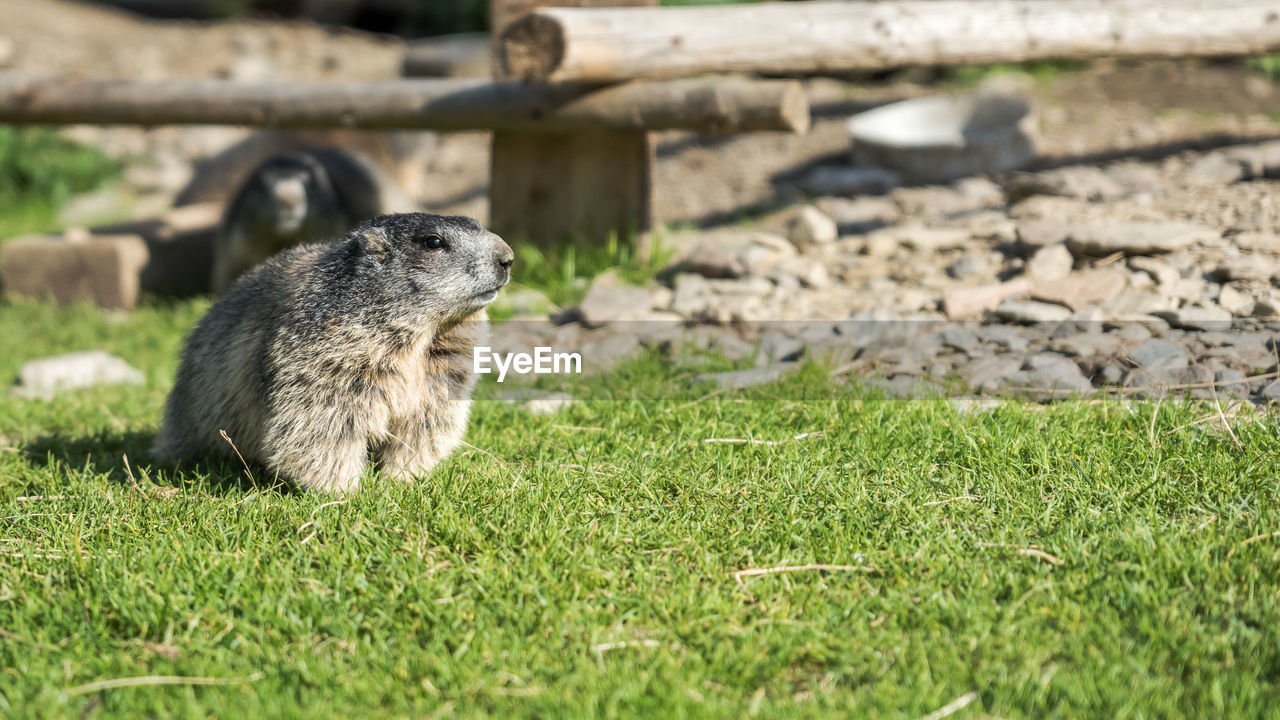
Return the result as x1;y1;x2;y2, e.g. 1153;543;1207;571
360;227;391;262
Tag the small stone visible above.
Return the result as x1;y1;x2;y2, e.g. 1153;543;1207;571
1032;267;1128;311
1098;291;1178;322
800;165;901;196
941;326;982;354
814;196;901;234
1152;305;1232;331
0;37;14;69
692;364;801;389
996;299;1073;324
896;225;972;252
1232;232;1280;255
12;351;145;400
1050;332;1121;359
1211;255;1278;283
1184;153;1247;185
1004;166;1126;202
951;396;1004;415
1013;353;1095;394
1027;244;1074;283
769;256;830;288
1016;219;1070;252
1217;284;1255;317
510;392;577;416
946;253;987;280
943;278;1031;321
1067;221;1216;257
576;271;658;328
680;231;795;279
1129;339;1189;373
961;356;1022;392
784;205;838;251
1128;257;1180;286
755;331;806;366
976;325;1031;352
578;332;643;373
670;274;713;318
1260;380;1280;402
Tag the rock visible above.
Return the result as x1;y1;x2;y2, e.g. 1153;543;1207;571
892;181;1003;218
961;355;1022;392
12;351;145;400
945;253;988;280
1;233;149;310
1012;353;1095;394
814;196;901;234
1098;291;1178;322
768;256;830;289
1184;153;1247;185
1260;380;1280;402
670;273;713;318
941;326;982;354
866;376;942;399
1211;255;1278;283
578;332;643;373
1031;267;1128;311
995;299;1073;324
1129;339;1189;373
576;270;659;328
1050;331;1121;359
1066;221;1216;257
1225;140;1280;179
1004;166;1126;202
943;278;1031;320
1152;305;1232;331
895;225;972;252
1217;284;1255;317
755;331;806;366
499;390;578;416
1016;219;1071;252
1232;232;1280;255
1026;244;1074;283
1128;256;1180;286
784;205;838;251
799;165;901;196
976;324;1031;352
680;231;795;279
951;396;1004;415
0;37;13;69
692;364;801;389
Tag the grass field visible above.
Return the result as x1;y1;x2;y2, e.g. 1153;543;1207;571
1;298;1279;719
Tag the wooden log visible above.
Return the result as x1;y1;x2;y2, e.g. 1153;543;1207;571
498;0;1280;83
0;75;808;134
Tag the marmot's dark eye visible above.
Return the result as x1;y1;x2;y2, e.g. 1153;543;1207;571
421;234;446;250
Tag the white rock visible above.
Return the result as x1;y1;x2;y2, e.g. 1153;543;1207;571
1067;221;1216;256
12;351;145;400
1027;243;1073;283
784;205;838;251
1217;284;1255;317
995;299;1073;324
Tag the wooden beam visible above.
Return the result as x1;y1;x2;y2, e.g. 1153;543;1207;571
498;0;1280;83
0;75;808;133
489;0;659;249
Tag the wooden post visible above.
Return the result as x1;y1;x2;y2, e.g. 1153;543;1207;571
489;0;658;249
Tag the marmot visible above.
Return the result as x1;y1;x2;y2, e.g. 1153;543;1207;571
154;213;515;494
211;147;415;293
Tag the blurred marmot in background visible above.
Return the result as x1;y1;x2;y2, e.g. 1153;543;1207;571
154;213;514;493
211;147;415;292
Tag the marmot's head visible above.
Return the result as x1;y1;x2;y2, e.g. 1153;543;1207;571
338;213;514;323
241;153;334;239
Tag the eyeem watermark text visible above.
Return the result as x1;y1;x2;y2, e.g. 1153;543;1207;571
474;346;583;382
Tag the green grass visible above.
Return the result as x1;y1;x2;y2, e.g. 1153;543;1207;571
501;232;676;312
1;297;1279;718
0;126;120;241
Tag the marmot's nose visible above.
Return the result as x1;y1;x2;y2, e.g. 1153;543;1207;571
494;244;515;271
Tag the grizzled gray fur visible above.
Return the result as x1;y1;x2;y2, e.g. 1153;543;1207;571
154;213;514;493
212;147;413;293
